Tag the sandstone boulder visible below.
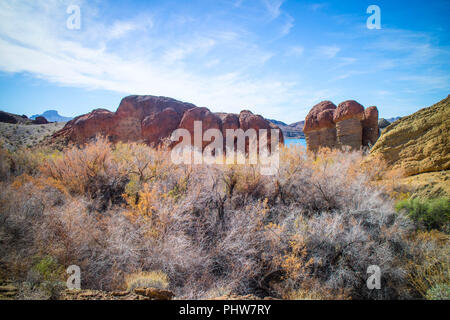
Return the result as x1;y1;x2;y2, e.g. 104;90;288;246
303;101;337;151
238;110;284;152
334;100;365;150
114;95;195;142
303;100;380;152
177;107;223;148
60;109;115;144
142;108;182;146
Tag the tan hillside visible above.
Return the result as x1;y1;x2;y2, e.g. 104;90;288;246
371;95;450;176
0;121;66;151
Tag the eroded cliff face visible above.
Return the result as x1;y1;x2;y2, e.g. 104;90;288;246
303;100;379;152
370;95;450;176
51;95;283;149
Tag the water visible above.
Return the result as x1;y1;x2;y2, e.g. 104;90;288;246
284;138;307;148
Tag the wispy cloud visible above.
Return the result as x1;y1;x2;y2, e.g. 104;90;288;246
316;45;340;58
308;3;327;11
279;14;294;37
107;19;153;40
262;0;284;19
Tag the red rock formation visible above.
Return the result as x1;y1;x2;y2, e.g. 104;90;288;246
217;113;240;135
334;100;365;150
303;100;379;152
142;108;182;146
32;116;49;124
177;107;223;148
51;95;283;152
362;106;379;147
238;110;284;152
113;95;194;142
303;101;337;151
59;109;115;144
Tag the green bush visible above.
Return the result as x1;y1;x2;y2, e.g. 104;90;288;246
426;283;450;300
26;256;65;299
396;198;450;232
32;256;64;282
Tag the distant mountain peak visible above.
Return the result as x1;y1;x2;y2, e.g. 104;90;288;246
31;110;72;122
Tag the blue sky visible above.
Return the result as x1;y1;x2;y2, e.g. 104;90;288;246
0;0;448;123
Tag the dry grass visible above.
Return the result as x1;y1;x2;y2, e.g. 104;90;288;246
407;230;449;298
124;271;169;291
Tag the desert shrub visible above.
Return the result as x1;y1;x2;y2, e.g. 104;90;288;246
425;283;450;300
407;230;449;298
396;197;450;232
0;142;50;180
23;256;65;300
31;256;65;282
8;147;57;177
275;208;412;299
0;142;10;181
41;137;128;210
124;270;169;291
0;141;421;299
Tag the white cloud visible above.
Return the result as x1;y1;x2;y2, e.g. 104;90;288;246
317;45;341;58
107;19;152;40
262;0;285;19
162;38;216;65
279;14;294;37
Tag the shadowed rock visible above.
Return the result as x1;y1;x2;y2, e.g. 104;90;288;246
362;106;379;147
32;116;49;125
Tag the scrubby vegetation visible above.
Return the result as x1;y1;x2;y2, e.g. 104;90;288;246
0;137;448;299
395;197;449;232
125;271;169;291
0;122;66;151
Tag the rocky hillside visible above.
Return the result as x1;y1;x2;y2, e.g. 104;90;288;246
0;121;65;150
268;119;304;138
0;111;30;124
371;95;450;177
